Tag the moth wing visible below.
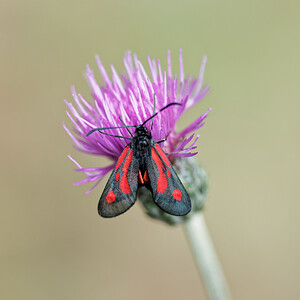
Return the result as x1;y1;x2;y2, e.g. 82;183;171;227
145;144;191;216
98;146;139;217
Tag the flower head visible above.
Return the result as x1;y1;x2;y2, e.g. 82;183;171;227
63;50;210;194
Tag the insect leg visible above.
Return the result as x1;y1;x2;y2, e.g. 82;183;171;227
156;131;171;144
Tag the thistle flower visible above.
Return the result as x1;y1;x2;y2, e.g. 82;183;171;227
62;53;233;299
63;50;210;204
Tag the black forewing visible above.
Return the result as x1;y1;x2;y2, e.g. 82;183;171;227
98;146;139;217
145;143;191;216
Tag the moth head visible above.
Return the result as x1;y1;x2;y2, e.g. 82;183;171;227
135;125;148;136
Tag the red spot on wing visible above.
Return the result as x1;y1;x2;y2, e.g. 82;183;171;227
115;146;129;170
155;144;171;167
151;148;168;193
120;149;133;194
138;170;144;184
143;170;149;182
173;189;182;201
106;190;116;203
116;172;120;182
167;170;171;178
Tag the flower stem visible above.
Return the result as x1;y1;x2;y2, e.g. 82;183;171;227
183;212;232;300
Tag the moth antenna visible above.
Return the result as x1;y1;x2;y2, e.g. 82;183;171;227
86;125;136;137
141;102;182;127
119;117;134;137
92;130;132;140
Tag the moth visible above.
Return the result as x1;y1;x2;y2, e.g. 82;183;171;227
87;103;191;217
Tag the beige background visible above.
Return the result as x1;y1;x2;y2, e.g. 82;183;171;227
1;1;300;299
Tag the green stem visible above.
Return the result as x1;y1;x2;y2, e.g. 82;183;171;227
184;212;232;300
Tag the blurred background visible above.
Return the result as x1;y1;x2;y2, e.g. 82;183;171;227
1;0;300;299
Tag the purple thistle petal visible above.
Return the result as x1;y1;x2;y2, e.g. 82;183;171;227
136;88;147;120
95;55;112;88
71;86;85;115
84;178;103;195
86;65;105;104
187;85;211;109
157;59;163;84
175;133;196;151
123;57;134;83
68;154;114;192
111;65;126;96
147;56;157;84
68;155;113;176
163;71;168;107
171;134;200;157
66;111;83;134
177;108;211;139
171;151;198;158
192;55;207;97
63;122;86;151
78;94;96;117
179;49;184;86
167;50;172;81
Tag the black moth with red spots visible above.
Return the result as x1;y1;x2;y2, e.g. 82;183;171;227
87;104;191;218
